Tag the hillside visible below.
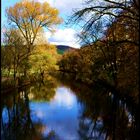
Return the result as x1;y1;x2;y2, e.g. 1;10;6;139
56;45;77;54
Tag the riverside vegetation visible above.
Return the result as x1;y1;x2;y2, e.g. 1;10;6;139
1;0;139;140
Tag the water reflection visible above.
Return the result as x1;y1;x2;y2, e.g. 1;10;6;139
1;76;81;140
1;88;40;140
1;75;137;140
52;87;77;109
30;86;80;140
57;74;137;140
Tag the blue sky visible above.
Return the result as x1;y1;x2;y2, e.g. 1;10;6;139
2;0;20;24
1;0;85;48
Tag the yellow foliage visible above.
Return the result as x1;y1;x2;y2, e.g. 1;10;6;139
6;0;62;45
29;44;60;73
7;0;62;25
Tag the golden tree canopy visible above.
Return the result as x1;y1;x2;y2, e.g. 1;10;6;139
6;0;62;45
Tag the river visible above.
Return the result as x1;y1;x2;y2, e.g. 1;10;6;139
1;74;135;140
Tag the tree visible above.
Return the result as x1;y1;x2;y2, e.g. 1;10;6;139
1;45;13;78
29;44;60;81
6;0;62;47
2;29;27;80
70;0;139;85
6;0;62;76
69;0;139;137
71;0;139;32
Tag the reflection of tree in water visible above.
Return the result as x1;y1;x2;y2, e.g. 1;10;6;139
1;87;40;140
58;74;137;140
1;77;58;140
29;77;57;102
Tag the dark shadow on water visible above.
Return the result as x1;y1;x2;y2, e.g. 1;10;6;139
1;87;38;140
57;73;138;140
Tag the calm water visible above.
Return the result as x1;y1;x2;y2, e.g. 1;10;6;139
29;86;81;140
1;75;135;140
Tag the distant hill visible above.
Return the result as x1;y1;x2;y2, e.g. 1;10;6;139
56;45;77;54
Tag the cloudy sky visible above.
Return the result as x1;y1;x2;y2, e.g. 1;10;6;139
1;0;86;48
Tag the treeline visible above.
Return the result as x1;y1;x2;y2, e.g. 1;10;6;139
58;7;139;102
1;29;60;83
1;0;62;84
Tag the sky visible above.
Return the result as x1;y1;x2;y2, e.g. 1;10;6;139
1;0;86;48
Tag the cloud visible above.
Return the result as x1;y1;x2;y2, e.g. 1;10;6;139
53;87;76;109
44;28;80;48
37;0;84;15
34;0;83;48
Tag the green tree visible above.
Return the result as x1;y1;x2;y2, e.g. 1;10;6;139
2;29;27;80
29;44;60;81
